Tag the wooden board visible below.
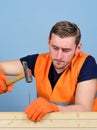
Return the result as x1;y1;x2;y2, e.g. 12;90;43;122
0;112;97;130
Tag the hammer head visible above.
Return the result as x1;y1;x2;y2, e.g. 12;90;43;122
22;61;32;83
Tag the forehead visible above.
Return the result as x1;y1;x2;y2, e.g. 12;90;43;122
50;33;76;48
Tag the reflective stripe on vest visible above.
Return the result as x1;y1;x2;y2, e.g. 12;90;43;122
49;100;75;106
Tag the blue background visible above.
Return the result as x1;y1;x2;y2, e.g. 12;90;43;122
0;0;97;111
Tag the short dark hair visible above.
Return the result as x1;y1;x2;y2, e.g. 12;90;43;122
49;21;81;46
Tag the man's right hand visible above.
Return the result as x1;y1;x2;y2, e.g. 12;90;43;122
0;71;13;94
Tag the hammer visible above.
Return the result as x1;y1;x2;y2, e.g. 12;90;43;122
6;61;32;86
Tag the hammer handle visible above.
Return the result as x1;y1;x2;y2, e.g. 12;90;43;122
6;73;25;86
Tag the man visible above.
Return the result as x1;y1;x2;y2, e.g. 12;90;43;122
0;21;97;122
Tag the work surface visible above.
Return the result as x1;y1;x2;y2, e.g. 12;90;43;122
0;112;97;130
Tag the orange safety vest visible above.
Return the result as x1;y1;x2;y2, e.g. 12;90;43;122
34;51;90;106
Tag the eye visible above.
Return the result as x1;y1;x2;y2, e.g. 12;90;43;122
62;49;71;53
52;45;59;51
53;47;59;51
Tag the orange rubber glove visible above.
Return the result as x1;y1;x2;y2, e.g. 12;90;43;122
0;71;13;94
25;97;59;122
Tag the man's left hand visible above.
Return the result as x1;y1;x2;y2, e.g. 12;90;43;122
25;97;59;122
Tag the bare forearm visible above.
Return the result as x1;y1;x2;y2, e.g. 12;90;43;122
0;60;23;75
58;104;92;112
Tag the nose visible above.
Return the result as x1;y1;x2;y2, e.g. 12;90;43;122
57;50;63;60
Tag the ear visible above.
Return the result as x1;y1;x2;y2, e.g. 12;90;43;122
48;38;51;49
76;43;82;52
48;38;50;45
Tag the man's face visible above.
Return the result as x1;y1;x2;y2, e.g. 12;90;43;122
48;33;82;73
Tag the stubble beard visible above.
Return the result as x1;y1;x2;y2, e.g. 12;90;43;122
53;59;68;73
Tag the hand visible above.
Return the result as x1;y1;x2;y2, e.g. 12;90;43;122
25;97;59;122
0;71;13;94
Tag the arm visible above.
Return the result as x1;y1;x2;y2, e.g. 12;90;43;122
0;60;24;76
0;60;24;93
58;79;97;112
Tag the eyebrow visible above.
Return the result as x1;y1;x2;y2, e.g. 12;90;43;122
51;44;71;50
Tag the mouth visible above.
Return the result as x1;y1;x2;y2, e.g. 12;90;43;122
53;60;64;67
54;59;63;63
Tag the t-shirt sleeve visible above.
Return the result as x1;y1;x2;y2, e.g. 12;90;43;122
78;55;97;83
20;54;39;76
